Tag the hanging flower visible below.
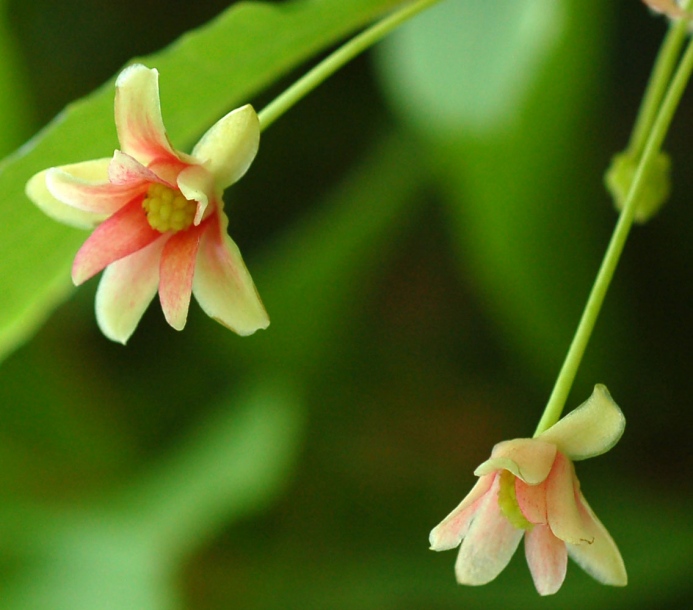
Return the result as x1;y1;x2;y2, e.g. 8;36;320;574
26;64;269;343
429;385;627;595
643;0;692;20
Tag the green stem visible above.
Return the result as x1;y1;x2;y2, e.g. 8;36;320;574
628;14;689;158
257;0;441;131
534;35;693;436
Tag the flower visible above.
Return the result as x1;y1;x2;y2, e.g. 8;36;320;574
26;64;269;343
429;384;627;595
643;0;692;19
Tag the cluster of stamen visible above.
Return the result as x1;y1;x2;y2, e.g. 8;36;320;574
142;183;197;233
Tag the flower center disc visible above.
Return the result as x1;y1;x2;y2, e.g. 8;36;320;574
142;183;197;233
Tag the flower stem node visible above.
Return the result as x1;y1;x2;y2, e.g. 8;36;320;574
605;149;671;223
429;385;627;596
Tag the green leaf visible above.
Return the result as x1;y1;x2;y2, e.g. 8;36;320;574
0;0;406;362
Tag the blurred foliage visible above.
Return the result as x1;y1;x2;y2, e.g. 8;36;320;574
0;0;693;608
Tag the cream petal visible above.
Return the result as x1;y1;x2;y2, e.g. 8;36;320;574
108;150;162;186
177;164;215;224
538;385;625;461
192;211;269;335
95;236;167;344
429;474;495;551
192;104;260;190
545;453;592;544
525;524;568;596
454;474;523;585
26;162;112;229
158;223;205;331
114;64;179;166
474;438;556;485
72;197;161;285
567;491;627;586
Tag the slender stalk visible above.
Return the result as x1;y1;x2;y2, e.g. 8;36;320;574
534;36;693;436
258;0;441;131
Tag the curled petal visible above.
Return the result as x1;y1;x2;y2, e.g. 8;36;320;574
538;384;625;461
108;150;163;186
72;196;160;285
95;237;167;344
158;222;206;330
454;474;523;585
525;524;568;596
177;164;215;224
26;161;113;229
545;453;592;544
114;64;179;166
567;491;627;587
429;474;495;551
475;438;556;485
192;104;260;190
192;211;269;335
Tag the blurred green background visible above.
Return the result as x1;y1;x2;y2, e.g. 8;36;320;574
1;0;692;608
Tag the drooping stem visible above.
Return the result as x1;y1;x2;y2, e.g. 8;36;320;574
258;0;441;131
534;34;693;436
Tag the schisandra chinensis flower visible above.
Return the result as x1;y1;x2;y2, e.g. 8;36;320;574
26;64;269;343
429;384;627;596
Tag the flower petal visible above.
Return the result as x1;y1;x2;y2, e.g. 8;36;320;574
26;161;114;229
545;452;592;544
538;384;625;461
108;150;163;186
454;474;523;585
429;474;495;551
192;104;260;190
515;477;548;525
192;210;269;335
158;222;206;330
525;524;568;595
177;164;215;224
474;438;556;485
114;64;179;166
567;491;627;586
72;196;161;285
95;236;167;344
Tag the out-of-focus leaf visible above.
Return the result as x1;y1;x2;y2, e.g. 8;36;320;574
376;0;622;381
0;0;33;156
0;376;304;609
0;0;406;363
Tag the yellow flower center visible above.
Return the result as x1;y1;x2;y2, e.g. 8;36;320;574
497;470;534;531
142;183;197;233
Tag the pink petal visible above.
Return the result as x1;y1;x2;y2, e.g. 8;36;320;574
72;196;161;285
95;236;167;344
537;385;625;461
567;491;627;586
158;221;206;331
177;164;215;225
545;452;593;544
46;163;147;217
191;104;260;190
114;64;180;166
192;210;269;335
525;524;568;595
474;438;556;485
429;474;495;551
454;473;523;585
108;150;164;186
515;477;548;525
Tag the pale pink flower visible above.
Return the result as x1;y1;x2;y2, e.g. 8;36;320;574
643;0;692;19
429;385;627;595
26;64;268;343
